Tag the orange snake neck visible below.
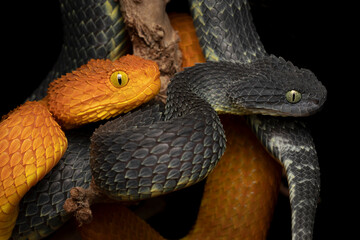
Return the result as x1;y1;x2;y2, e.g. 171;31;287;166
0;54;160;239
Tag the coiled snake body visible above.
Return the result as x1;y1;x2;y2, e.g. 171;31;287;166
2;0;327;239
1;54;161;239
189;0;326;239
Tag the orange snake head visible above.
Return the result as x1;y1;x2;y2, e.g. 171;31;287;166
47;55;161;129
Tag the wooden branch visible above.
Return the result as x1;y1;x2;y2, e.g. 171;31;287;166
119;0;182;102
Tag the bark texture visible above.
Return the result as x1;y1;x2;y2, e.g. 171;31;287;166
119;0;182;102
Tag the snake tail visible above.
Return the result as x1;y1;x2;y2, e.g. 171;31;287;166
29;0;130;101
249;115;320;239
0;101;68;239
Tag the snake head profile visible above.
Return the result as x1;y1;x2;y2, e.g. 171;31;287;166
228;55;327;117
46;55;161;129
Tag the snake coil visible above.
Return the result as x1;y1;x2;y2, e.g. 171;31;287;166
9;0;327;240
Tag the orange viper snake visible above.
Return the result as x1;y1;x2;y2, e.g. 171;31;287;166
0;55;161;239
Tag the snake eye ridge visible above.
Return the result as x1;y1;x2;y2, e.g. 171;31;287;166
110;70;128;88
286;90;302;103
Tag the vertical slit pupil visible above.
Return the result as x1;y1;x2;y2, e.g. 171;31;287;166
292;93;296;102
117;73;122;85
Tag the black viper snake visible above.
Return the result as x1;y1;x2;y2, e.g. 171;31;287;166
6;0;327;239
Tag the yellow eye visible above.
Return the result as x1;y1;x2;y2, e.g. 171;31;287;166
286;90;302;103
110;71;128;88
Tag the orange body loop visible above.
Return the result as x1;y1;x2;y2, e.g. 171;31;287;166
0;55;161;239
0;100;67;239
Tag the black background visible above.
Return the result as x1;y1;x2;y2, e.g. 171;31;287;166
0;0;353;239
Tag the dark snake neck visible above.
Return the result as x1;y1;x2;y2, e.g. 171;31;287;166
28;0;129;101
190;0;266;63
189;0;325;239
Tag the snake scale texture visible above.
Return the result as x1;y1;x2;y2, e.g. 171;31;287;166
28;0;129;102
8;1;131;239
2;0;327;239
189;0;326;239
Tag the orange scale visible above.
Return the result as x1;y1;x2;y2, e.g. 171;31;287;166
0;152;10;168
0;165;12;182
135;92;147;102
34;114;46;128
8;126;22;141
6;191;20;207
58;95;74;105
77;93;95;104
8;139;21;156
9;152;22;168
22;150;35;165
96;111;109;120
0;128;9;140
25;173;37;187
150;82;162;92
4;186;16;198
21;114;35;127
35;154;46;168
14;110;27;119
144;86;156;96
2;177;14;190
0;140;9;155
24;164;37;177
43;161;52;175
40;125;50;138
12;164;25;179
20;126;32;140
4;114;22;129
42;135;53;149
16;183;28;197
61;86;77;96
31;129;40;141
45;145;54;160
32;137;43;151
44;115;54;128
0;194;6;204
14;174;26;187
45;158;55;173
36;166;47;181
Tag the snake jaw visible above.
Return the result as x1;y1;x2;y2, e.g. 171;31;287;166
46;55;161;129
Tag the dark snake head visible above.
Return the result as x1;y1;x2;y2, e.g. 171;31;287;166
228;55;327;117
